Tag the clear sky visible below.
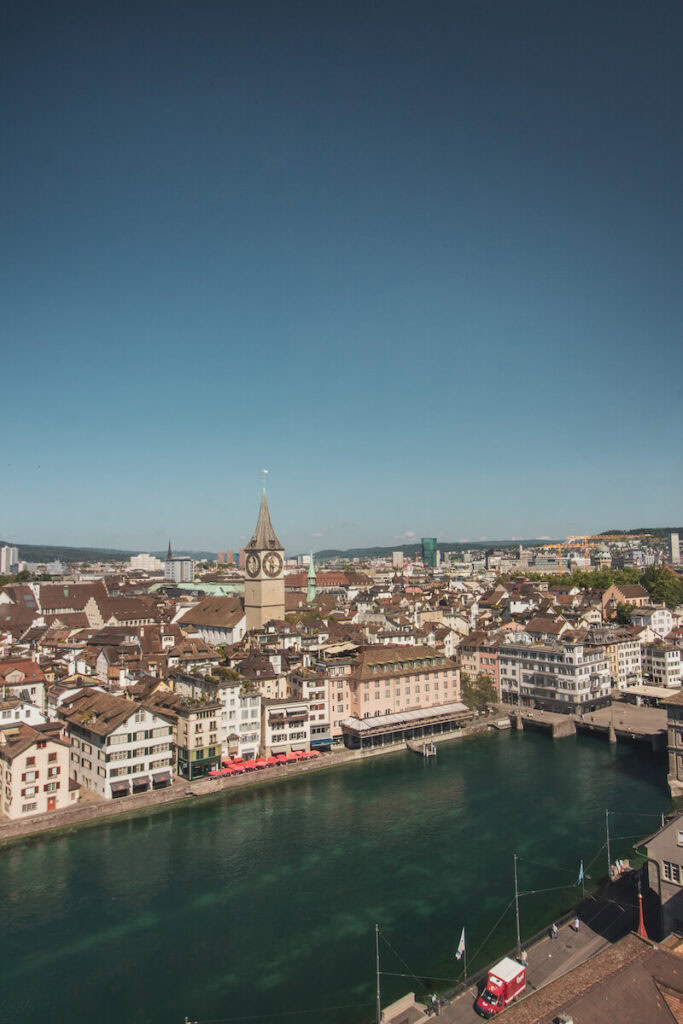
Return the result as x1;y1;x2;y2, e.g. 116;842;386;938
2;0;682;555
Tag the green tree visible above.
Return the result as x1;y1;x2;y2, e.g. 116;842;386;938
641;567;683;610
615;602;634;625
460;672;497;710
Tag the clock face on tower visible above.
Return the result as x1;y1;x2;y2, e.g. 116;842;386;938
245;553;261;578
262;552;283;578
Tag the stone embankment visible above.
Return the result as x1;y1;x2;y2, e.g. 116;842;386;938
0;712;501;846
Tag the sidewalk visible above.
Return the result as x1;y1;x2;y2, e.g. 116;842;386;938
430;883;638;1023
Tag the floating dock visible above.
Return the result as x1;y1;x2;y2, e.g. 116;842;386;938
407;741;437;758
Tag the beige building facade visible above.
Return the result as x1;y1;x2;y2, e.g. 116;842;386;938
327;645;460;740
0;723;75;819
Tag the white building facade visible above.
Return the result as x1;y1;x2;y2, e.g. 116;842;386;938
60;692;175;798
171;673;262;760
642;643;682;688
499;641;611;712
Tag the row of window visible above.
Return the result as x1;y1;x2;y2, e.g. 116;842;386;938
107;727;172;745
108;744;172;762
22;782;60;797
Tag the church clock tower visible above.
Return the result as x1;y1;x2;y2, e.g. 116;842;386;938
244;489;285;631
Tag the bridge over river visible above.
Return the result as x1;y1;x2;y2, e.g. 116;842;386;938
510;702;667;751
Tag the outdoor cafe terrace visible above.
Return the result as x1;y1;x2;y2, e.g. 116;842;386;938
341;702;473;749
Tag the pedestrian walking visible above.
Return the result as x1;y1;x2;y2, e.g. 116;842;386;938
551;922;558;940
573;916;580;932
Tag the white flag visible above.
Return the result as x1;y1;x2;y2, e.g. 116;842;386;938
455;927;465;960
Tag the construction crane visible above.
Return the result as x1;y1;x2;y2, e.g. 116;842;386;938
585;533;653;542
566;535;603;571
541;543;564;574
566;533;653;570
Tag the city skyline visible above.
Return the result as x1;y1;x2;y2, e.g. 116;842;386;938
3;0;682;551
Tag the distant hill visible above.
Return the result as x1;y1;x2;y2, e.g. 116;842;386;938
599;527;682;538
0;541;216;564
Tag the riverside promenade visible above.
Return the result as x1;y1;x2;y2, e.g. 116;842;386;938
385;879;640;1024
0;713;500;845
385;876;643;1024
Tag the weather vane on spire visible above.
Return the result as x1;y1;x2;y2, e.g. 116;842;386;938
262;468;269;493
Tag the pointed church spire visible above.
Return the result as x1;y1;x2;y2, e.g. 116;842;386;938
167;539;173;560
246;489;283;551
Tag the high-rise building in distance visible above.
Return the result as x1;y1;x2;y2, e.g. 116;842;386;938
421;537;437;568
670;533;680;565
0;545;19;574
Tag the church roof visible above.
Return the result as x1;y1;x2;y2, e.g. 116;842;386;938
246;491;283;551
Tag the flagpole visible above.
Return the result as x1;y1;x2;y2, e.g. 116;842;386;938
375;924;381;1024
581;858;585;900
464;938;468;988
513;853;521;957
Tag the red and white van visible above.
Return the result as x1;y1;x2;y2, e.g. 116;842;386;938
475;957;527;1017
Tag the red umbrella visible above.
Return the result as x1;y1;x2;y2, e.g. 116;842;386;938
266;756;278;765
255;758;267;769
221;767;234;775
209;770;222;777
232;756;244;763
285;752;298;762
308;750;320;757
231;764;246;773
242;760;256;770
275;754;287;762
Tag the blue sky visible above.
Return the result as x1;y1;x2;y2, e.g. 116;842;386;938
2;0;682;554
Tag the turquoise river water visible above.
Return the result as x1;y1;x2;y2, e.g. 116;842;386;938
0;730;673;1024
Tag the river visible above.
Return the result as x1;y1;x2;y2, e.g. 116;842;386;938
0;730;671;1024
